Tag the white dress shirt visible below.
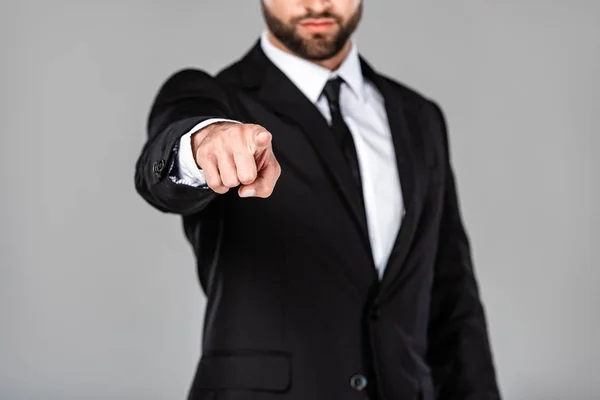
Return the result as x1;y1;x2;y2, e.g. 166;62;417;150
172;31;404;278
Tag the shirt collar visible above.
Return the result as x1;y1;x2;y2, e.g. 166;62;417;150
260;30;365;103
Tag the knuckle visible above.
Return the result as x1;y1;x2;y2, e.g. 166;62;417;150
206;178;221;189
215;135;230;149
262;129;272;139
208;184;225;194
222;177;240;188
240;124;255;136
231;125;244;137
247;123;262;131
196;145;213;163
195;144;207;157
239;172;257;184
250;124;270;136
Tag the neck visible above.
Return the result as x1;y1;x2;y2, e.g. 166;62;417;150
266;30;352;71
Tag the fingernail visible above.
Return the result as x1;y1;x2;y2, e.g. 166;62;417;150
241;189;256;198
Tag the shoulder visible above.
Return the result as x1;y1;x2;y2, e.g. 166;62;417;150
378;73;443;116
157;46;251;92
374;72;450;165
153;68;220;101
214;58;247;84
376;73;448;134
152;52;250;106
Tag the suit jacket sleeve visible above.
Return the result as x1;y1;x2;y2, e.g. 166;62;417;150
134;69;236;215
426;102;501;400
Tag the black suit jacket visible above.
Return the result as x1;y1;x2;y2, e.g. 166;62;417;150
135;41;501;400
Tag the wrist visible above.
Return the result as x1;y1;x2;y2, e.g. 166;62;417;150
191;128;209;153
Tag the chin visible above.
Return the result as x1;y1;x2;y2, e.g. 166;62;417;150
305;48;340;61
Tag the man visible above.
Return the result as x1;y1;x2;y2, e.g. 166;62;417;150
135;0;501;399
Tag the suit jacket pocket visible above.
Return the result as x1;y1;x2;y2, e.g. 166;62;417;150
193;351;292;393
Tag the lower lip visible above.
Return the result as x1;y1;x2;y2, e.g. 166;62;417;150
299;22;335;33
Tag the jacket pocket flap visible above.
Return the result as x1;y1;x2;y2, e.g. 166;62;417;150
194;351;291;392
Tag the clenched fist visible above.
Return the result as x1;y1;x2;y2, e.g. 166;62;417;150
191;122;281;198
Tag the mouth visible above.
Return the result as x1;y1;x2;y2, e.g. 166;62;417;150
298;18;337;34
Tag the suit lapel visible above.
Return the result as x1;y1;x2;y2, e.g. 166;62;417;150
243;44;372;252
360;59;429;296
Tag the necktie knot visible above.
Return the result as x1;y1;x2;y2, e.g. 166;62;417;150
322;77;344;108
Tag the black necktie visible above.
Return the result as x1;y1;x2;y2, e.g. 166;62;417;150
322;77;365;201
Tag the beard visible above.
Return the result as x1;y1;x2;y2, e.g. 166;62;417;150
261;2;362;61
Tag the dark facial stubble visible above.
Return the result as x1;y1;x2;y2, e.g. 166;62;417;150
261;1;363;61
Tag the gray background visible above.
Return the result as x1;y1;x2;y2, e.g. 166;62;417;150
1;0;599;399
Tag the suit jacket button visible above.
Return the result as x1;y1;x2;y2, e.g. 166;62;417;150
370;299;382;320
153;159;166;177
350;374;368;391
